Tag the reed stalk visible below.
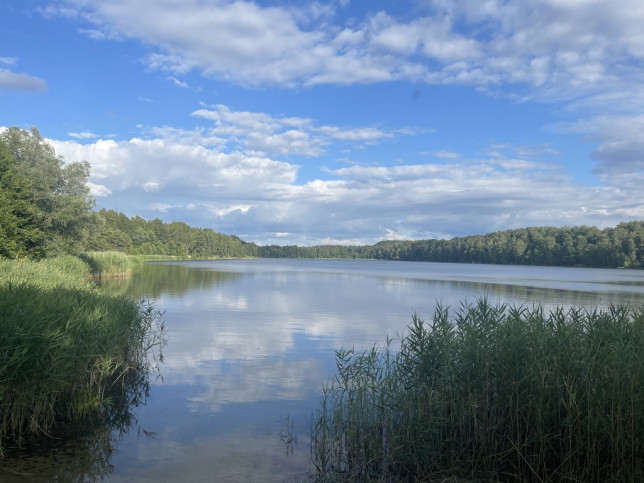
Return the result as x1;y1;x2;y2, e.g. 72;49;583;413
0;257;165;455
78;251;141;279
311;298;644;481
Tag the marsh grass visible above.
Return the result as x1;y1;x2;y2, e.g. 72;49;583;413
78;251;140;279
0;257;165;456
311;299;644;482
0;256;90;290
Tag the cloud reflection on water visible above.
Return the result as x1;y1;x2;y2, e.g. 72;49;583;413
55;260;644;481
110;259;644;413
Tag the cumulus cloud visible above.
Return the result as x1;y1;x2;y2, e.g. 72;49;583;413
29;0;644;243
191;104;404;157
46;113;641;246
41;0;644;101
87;182;112;197
49;133;298;195
559;115;644;191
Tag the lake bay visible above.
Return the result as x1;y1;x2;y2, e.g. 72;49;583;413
3;259;644;482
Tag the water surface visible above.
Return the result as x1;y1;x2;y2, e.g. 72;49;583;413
3;259;644;482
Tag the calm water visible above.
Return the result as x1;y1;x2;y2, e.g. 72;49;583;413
3;259;644;482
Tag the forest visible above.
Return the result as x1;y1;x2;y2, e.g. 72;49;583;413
0;127;256;260
2;125;644;268
258;222;644;268
88;209;257;258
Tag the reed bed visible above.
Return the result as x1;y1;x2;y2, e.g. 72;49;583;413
79;251;141;279
311;298;644;482
0;256;90;290
0;258;165;456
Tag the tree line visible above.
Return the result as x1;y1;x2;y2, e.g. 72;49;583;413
0;127;256;260
3;126;644;268
258;222;644;268
88;209;257;258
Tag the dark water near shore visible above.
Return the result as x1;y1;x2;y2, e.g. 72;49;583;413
3;259;644;482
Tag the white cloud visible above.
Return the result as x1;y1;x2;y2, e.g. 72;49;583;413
149;202;173;212
76;27;121;40
47;118;642;245
192;104;405;157
37;1;644;192
383;228;410;241
68;131;99;139
168;76;189;88
318;126;392;142
10;0;640;246
210;204;253;217
48;130;300;200
167;76;202;91
435;149;459;159
143;181;161;192
87;182;112;197
0;68;47;92
41;0;641;106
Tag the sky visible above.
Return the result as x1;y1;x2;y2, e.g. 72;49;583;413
1;0;644;246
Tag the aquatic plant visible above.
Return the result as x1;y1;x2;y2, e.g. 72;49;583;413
0;256;90;290
311;299;644;481
78;251;141;279
0;258;165;456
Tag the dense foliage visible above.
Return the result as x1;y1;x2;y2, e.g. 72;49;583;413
0;127;94;257
259;222;644;268
88;209;258;258
0;142;43;258
0;126;256;260
313;299;644;481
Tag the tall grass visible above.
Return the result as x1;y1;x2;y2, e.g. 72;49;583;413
311;299;644;481
78;251;141;279
0;257;165;455
0;256;90;290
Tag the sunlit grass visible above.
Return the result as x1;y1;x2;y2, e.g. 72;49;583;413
312;298;644;481
0;256;90;290
78;251;138;279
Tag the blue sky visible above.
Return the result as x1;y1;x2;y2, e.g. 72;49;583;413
2;0;643;245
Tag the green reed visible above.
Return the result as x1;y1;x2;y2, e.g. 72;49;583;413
78;251;141;279
311;298;644;481
0;256;90;290
0;258;165;456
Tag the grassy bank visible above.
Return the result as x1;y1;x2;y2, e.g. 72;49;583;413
0;257;165;455
0;252;146;285
78;252;216;279
312;299;644;481
77;251;143;279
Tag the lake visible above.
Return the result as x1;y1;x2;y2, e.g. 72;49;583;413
3;259;644;482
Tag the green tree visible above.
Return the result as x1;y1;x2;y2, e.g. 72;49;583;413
0;142;44;258
0;127;95;255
